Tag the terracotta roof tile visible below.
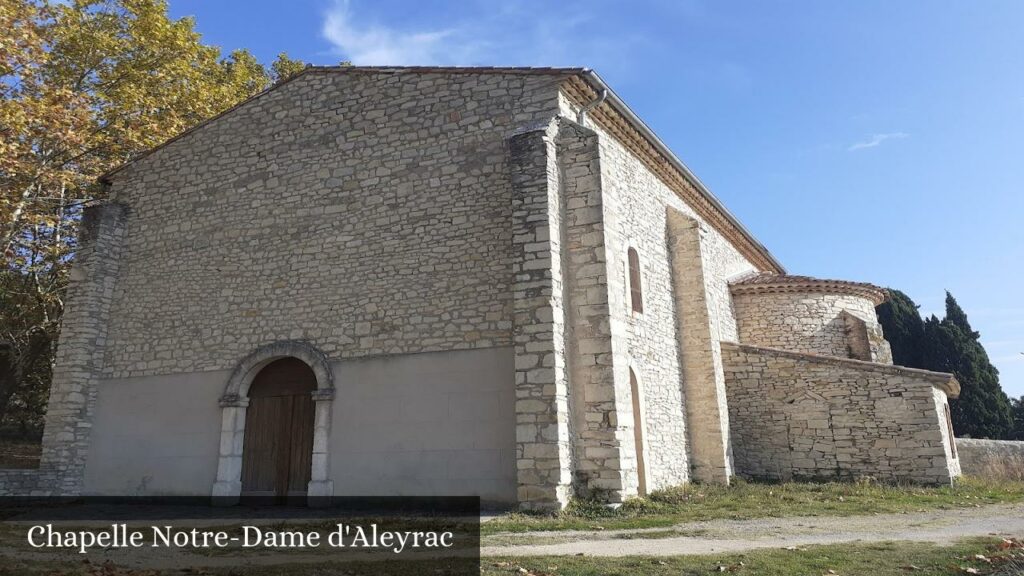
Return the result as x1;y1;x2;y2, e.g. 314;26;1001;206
729;273;888;305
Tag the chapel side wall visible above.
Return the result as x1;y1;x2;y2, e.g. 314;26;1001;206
732;292;892;363
723;342;957;484
558;94;760;489
100;71;565;380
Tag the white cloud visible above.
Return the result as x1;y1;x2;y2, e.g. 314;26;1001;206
319;0;641;68
321;1;472;65
847;132;909;151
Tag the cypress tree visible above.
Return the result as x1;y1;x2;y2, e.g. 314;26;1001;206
917;293;1014;439
876;289;925;367
1011;396;1024;441
877;290;1016;439
942;292;974;335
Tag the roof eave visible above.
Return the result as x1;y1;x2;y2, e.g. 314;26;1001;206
578;69;786;274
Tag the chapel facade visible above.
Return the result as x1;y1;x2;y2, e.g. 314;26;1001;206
0;67;961;508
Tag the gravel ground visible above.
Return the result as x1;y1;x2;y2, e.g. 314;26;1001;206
481;503;1024;557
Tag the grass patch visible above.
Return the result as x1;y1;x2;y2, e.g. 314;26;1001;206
483;476;1024;534
485;537;1024;576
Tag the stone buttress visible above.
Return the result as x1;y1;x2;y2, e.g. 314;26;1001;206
510;118;643;509
0;202;128;496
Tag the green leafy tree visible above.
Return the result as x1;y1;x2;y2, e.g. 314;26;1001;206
875;289;924;367
0;0;304;431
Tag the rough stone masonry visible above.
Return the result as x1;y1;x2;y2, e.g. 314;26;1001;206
0;67;962;509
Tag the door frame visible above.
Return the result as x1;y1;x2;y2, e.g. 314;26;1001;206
212;341;335;505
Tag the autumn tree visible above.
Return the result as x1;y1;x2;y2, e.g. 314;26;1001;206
0;0;304;431
271;52;307;81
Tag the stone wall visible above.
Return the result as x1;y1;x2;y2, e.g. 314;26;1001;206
723;342;959;484
563;92;760;487
101;70;568;379
0;470;41;496
732;291;893;363
556;119;631;501
508;119;574;510
956;439;1024;481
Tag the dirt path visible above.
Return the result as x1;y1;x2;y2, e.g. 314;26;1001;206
481;503;1024;557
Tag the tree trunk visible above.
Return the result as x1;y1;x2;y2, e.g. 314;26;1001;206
0;344;21;425
3;182;36;258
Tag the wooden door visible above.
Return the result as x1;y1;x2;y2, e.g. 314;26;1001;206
241;358;316;502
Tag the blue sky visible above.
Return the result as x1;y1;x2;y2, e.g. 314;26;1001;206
167;0;1024;397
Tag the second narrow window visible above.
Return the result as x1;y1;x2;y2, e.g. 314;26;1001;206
628;247;643;313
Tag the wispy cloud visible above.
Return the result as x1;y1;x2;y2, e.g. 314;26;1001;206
847;132;909;151
321;1;464;65
320;0;642;68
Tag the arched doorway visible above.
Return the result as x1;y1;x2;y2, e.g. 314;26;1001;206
240;358;316;502
213;341;335;505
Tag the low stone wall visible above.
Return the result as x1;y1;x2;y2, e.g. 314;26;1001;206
956;438;1024;481
722;342;959;484
0;469;41;496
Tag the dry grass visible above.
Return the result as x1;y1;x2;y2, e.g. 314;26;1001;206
482;537;1024;576
484;476;1024;534
2;538;1021;576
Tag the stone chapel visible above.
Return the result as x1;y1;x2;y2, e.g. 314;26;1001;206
0;67;961;509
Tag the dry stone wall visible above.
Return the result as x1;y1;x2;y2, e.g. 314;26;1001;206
102;70;567;379
956;439;1024;481
723;342;959;484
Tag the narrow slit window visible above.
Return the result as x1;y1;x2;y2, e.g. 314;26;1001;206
943;403;958;458
629;368;647;496
628;247;643;313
